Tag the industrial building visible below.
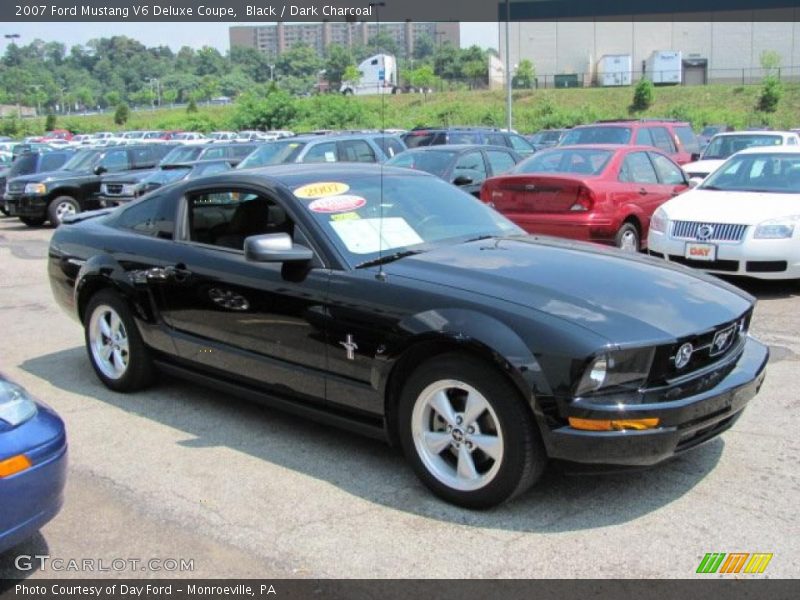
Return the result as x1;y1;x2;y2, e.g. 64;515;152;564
500;8;800;87
230;22;460;58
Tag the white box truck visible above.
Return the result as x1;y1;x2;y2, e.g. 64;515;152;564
597;54;633;86
645;51;682;85
340;54;398;95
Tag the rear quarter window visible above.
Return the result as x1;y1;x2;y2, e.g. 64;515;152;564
675;126;700;154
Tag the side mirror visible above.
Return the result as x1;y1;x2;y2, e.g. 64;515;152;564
453;175;474;186
244;233;313;263
690;153;701;162
94;165;107;175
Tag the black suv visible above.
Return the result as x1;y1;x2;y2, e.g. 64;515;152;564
1;150;75;216
5;144;176;226
402;127;535;156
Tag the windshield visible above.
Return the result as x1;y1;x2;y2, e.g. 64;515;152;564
560;126;632;145
61;149;101;171
700;126;722;137
161;146;202;164
8;153;38;176
293;173;521;268
701;152;800;194
237;141;305;169
386;150;456;178
702;134;784;160
515;148;613;175
142;167;191;186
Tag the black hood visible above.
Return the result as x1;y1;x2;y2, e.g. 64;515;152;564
387;235;753;346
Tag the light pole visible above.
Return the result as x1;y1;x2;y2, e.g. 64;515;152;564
505;0;513;131
369;2;386;93
268;64;275;82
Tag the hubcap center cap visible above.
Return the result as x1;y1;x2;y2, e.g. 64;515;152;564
451;428;465;443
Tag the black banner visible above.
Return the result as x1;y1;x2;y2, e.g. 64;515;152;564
2;0;800;22
1;580;800;600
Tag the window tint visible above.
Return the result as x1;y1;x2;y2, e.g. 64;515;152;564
303;142;338;163
101;149;130;171
517;148;613;175
648;128;676;154
486;133;508;146
508;134;535;155
339;140;377;163
650;153;686;185
230;144;258;158
39;153;69;172
635;128;654;146
448;132;483;145
115;193;175;239
372;137;405;158
561;126;632;145
9;153;38;176
485;150;517;175
620;152;659;184
201;146;227;160
453;152;487;183
674;126;699;154
188;190;294;250
192;162;231;177
402;132;438;148
131;146;158;166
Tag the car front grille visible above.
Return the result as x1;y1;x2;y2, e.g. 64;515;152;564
671;221;748;242
7;181;25;194
106;184;124;195
649;311;752;388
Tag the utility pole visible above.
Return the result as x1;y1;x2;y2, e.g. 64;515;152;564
505;0;513;131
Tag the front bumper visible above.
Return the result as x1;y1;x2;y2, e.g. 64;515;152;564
96;194;136;207
0;404;68;553
4;194;47;218
545;336;768;466
648;229;800;279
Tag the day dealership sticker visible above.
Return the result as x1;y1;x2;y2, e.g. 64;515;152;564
309;195;367;214
293;181;350;199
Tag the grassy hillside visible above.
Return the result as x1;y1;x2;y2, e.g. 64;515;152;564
7;82;800;135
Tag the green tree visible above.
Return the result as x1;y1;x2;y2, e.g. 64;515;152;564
113;103;129;125
513;59;535;89
367;33;400;57
325;44;354;88
342;65;362;86
187;98;198;113
407;64;437;97
412;35;435;61
632;78;654;111
759;76;782;113
462;59;487;89
45;113;57;131
231;88;298;130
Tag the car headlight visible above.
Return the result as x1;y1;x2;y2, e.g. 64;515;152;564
24;183;47;195
650;208;668;234
0;380;37;427
120;184;137;196
753;215;800;239
575;347;655;397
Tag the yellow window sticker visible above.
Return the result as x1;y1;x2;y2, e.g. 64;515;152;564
293;181;350;199
330;211;361;221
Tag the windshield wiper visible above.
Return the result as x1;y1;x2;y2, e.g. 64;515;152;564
355;250;423;269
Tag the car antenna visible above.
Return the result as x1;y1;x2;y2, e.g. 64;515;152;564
373;1;388;281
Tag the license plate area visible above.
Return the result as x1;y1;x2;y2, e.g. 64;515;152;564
685;242;716;261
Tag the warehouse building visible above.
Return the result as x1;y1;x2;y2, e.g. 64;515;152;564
500;8;800;87
230;22;460;58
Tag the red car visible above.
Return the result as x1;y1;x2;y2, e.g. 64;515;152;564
480;145;690;251
558;120;699;165
42;129;73;142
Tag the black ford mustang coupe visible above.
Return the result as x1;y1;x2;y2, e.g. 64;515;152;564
48;164;768;508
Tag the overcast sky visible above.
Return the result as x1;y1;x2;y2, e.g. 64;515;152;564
2;22;499;52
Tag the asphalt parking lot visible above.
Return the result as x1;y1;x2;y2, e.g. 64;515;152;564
0;216;798;579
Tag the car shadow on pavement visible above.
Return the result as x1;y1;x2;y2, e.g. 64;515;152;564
22;347;724;533
0;533;48;584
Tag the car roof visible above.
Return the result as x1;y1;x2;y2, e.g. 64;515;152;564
710;131;795;138
221;162;432;188
400;144;516;153
573;120;690;128
735;145;800;155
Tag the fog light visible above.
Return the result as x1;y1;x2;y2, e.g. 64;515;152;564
568;417;660;431
0;454;32;478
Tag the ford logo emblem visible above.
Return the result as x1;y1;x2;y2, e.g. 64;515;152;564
675;342;693;369
696;224;714;241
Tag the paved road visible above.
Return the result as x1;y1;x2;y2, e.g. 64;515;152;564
0;217;798;579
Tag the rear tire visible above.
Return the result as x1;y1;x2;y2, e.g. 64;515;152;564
615;222;640;252
19;216;46;227
47;195;80;226
397;353;546;509
84;289;156;392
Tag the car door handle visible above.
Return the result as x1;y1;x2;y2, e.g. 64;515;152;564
638;188;648;196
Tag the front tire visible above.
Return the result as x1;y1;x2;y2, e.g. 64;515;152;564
47;195;80;226
84;290;156;392
397;353;546;509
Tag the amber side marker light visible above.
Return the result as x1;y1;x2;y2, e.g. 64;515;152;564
0;454;32;478
568;417;660;431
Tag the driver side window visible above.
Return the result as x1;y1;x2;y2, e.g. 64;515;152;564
101;149;130;171
187;190;295;251
453;152;487;183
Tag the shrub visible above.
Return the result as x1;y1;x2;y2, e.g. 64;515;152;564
758;75;782;113
44;113;56;131
231;89;298;130
631;79;654;111
113;103;130;125
186;99;198;113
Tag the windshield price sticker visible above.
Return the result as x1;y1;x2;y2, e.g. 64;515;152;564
330;217;424;254
293;182;350;199
309;195;367;214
